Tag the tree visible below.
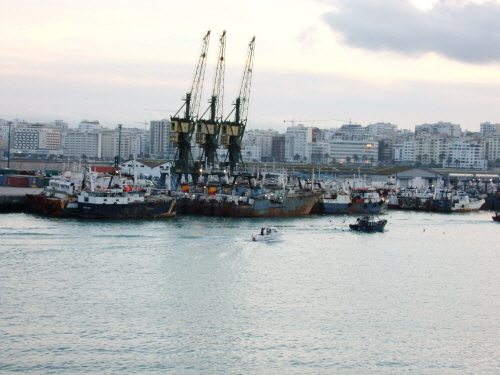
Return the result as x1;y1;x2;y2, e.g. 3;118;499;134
353;154;359;163
346;156;352;164
331;157;336;165
423;154;429;165
439;152;446;165
362;155;368;163
446;156;453;168
293;153;301;162
324;153;329;164
454;158;461;168
369;156;375;165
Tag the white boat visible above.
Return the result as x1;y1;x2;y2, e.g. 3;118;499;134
251;227;282;241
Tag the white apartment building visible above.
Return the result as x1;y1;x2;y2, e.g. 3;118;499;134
367;122;398;139
12;123;63;156
78;120;102;132
150;119;175;159
62;130;102;159
241;144;261;163
0;119;9;141
393;141;415;163
100;128;141;160
414;135;453;165
328;139;378;164
243;129;278;160
485;135;500;163
480;122;500;136
415;121;462;137
285;124;312;162
308;142;330;164
447;141;486;169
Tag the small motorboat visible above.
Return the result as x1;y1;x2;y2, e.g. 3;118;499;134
493;212;500;222
252;227;282;241
349;215;387;232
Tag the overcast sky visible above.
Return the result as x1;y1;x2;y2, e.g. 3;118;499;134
2;0;500;132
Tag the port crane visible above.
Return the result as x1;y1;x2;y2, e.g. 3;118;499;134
170;30;211;184
195;30;226;170
221;35;256;173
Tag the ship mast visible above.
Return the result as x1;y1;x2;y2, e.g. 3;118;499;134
221;36;255;173
170;30;211;185
195;30;226;171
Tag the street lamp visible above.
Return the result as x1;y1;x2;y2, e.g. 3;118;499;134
117;124;122;164
7;121;12;169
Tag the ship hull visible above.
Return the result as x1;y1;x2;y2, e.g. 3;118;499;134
78;199;176;219
178;193;319;217
26;194;78;217
311;200;387;214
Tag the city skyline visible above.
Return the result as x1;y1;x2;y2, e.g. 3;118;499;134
3;0;500;132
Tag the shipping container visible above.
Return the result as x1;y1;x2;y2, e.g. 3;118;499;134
92;166;116;173
7;175;29;187
0;169;19;176
45;170;60;177
28;177;38;187
36;177;45;188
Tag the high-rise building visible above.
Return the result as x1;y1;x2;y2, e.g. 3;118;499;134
150;119;175;159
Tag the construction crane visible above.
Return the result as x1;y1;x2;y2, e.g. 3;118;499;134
283;118;351;126
134;121;148;131
221;35;256;173
196;30;226;170
170;30;211;183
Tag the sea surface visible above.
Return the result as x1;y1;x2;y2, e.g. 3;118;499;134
1;211;499;374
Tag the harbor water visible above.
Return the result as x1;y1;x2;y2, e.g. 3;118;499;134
1;211;499;374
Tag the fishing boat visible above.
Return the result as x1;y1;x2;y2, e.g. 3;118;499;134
26;162;86;216
311;183;387;215
178;171;320;217
349;215;387;232
77;166;176;219
432;188;485;212
251;227;282;241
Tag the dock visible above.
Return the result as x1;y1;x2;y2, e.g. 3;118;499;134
0;186;44;213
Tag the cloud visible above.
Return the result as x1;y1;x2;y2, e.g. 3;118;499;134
322;0;500;64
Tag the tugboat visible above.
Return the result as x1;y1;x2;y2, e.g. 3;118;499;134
349;215;387;232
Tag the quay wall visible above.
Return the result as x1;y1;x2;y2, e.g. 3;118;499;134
0;160;113;174
0;186;44;213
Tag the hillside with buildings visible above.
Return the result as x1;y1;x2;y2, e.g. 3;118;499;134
1;118;500;171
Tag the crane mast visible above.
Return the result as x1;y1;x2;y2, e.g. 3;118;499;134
170;30;211;183
221;36;255;173
195;30;226;170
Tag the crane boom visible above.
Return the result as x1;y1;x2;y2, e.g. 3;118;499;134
170;30;211;185
196;30;226;169
221;36;256;173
